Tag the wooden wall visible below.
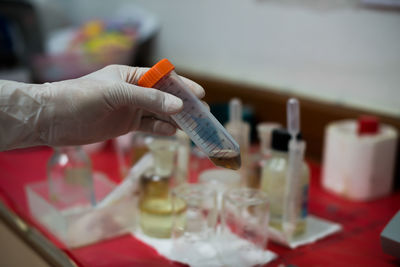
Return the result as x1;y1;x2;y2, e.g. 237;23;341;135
185;73;400;165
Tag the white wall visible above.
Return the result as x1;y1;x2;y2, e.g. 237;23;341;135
51;0;400;117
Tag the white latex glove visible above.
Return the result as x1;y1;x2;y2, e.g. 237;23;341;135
0;65;205;151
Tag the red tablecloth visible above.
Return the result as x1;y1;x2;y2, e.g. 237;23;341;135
0;144;399;267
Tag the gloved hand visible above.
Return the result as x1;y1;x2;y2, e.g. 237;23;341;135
0;65;205;151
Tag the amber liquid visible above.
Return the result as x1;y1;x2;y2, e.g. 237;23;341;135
209;149;241;170
139;178;186;238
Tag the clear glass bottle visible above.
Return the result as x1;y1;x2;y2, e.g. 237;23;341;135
145;135;178;178
47;146;96;206
138;136;183;238
138;170;172;238
225;98;250;186
247;122;282;189
260;128;309;236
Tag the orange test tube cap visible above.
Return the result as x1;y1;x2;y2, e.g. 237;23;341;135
138;59;175;88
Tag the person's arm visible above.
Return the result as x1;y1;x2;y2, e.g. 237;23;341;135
0;65;204;151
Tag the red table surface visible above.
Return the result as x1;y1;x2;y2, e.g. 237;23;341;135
0;143;399;267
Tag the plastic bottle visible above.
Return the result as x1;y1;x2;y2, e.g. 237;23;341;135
47;146;96;206
260;128;309;236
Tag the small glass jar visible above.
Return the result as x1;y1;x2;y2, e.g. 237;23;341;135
260;128;309;236
47;146;96;206
138;169;175;238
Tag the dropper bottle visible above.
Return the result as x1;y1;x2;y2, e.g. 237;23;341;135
225;98;250;185
260;128;309;237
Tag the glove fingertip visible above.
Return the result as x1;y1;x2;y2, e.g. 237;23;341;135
164;94;183;114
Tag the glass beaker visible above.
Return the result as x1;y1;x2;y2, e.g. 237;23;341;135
171;183;218;264
198;168;241;210
219;188;269;267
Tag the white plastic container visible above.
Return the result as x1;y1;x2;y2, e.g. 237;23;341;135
26;173;137;247
322;120;398;201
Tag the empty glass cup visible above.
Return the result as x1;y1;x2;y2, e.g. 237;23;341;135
171;183;218;265
219;188;270;267
198;168;241;210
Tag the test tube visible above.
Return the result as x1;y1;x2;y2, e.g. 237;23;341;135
138;59;241;170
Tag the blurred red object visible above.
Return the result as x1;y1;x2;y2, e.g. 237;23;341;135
358;115;379;135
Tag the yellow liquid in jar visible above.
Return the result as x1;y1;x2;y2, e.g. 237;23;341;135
139;197;186;238
261;155;309;237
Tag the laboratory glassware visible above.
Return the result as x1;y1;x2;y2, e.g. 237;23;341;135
145;135;178;178
138;59;241;170
171;183;218;263
138;169;177;238
138;135;178;237
246;122;282;189
260;128;309;236
219;187;269;267
47;146;96;206
198;168;241;209
225;98;250;185
257;122;282;158
283;98;307;238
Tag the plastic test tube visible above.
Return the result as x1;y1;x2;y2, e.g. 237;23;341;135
138;59;241;170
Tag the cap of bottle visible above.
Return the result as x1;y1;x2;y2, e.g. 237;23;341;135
138;59;175;88
357;116;379;135
271;128;302;152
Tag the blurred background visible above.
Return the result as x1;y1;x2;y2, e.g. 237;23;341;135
0;0;399;160
1;0;399;116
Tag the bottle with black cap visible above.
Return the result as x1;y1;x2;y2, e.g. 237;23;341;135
260;128;310;236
